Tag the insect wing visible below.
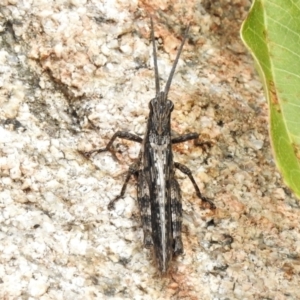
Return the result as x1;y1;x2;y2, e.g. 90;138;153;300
137;170;153;248
170;178;183;255
148;142;173;272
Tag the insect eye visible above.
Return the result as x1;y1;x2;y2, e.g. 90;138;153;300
149;100;153;109
167;100;174;112
170;103;174;112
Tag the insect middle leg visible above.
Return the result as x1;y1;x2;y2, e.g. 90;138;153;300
87;131;143;209
108;161;139;210
174;162;215;209
81;131;142;209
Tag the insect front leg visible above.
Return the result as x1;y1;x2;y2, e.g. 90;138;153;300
170;178;183;255
137;171;153;248
174;162;215;209
84;131;143;157
172;132;212;149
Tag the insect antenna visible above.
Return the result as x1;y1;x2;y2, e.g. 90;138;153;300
163;24;190;100
150;17;160;96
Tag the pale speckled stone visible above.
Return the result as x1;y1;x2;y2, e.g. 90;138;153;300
28;278;49;297
1;0;300;299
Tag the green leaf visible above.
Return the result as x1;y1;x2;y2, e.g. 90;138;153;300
241;0;300;198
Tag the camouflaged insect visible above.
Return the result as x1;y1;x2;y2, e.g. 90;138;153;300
86;18;215;273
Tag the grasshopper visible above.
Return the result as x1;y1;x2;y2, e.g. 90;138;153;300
85;19;215;273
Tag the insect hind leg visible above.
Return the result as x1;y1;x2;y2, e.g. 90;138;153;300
137;172;153;248
170;178;183;255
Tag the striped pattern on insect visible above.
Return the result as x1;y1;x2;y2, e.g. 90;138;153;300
84;18;215;273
